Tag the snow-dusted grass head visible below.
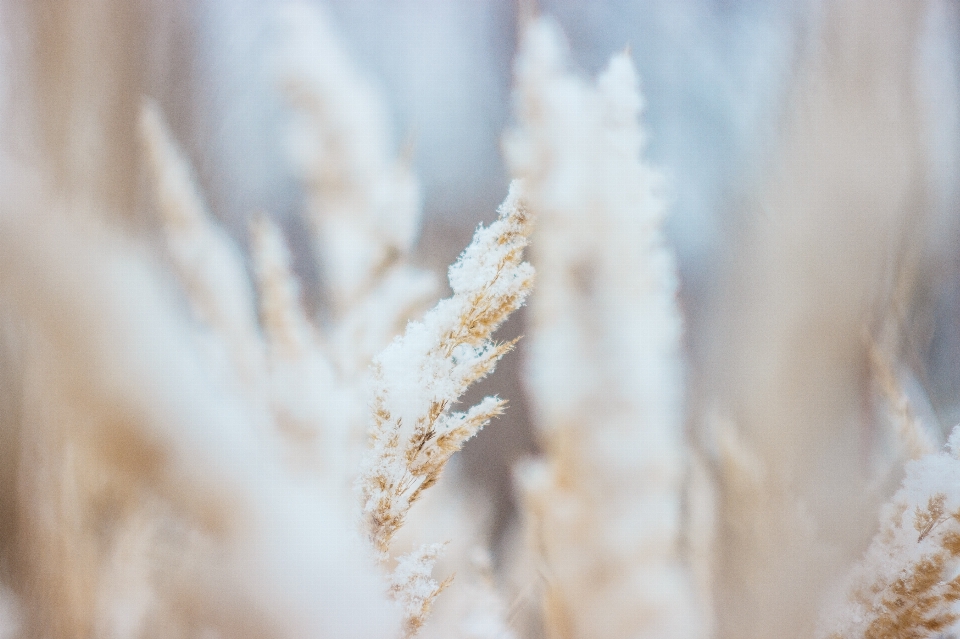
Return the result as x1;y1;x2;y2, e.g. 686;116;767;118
818;438;960;639
360;181;533;556
359;181;533;636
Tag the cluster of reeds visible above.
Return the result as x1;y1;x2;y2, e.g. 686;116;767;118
1;1;960;638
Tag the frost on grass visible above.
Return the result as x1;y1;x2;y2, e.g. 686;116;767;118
389;544;453;638
504;17;706;639
143;27;521;638
359;182;534;634
405;478;521;639
817;438;960;639
143;16;435;481
0;193;402;639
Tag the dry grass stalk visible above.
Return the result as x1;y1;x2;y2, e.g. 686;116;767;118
141;85;423;487
359;182;534;635
868;340;935;461
390;464;520;639
144;26;520;637
275;1;438;387
246;211;345;471
249;213;317;360
0;201;289;639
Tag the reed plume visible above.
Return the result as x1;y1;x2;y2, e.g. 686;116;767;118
504;17;707;639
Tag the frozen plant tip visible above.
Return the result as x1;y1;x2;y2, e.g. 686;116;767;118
360;181;533;555
817;435;960;639
359;182;533;632
389;544;454;637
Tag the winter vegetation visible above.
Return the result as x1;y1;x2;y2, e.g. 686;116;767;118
1;1;960;639
504;19;705;639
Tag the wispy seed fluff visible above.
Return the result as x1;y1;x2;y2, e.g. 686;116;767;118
359;182;534;636
504;18;707;639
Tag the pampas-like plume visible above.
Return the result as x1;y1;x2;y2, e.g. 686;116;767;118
249;213;317;360
141;72;418;487
275;0;438;383
503;17;706;639
275;1;426;327
402;475;520;639
817;436;960;639
277;8;564;637
247;212;344;476
140;102;334;469
359;181;534;636
139;100;262;377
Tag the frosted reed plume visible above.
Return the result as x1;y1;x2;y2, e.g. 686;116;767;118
141;101;333;475
817;434;960;639
359;182;534;636
7;1;960;638
143;1;439;489
388;462;519;639
504;17;706;639
144;9;525;634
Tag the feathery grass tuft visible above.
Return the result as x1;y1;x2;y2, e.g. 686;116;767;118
359;181;533;634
